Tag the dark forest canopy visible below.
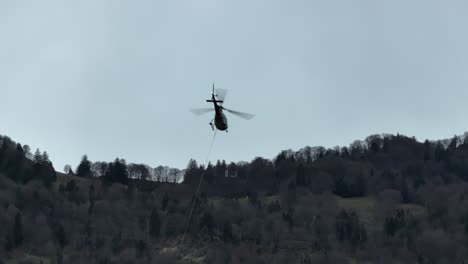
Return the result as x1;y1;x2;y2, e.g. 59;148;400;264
3;132;468;205
2;132;468;263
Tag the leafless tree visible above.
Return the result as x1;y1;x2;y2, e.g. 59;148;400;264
63;165;73;175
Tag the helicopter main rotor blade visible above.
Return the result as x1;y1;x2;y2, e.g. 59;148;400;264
215;88;228;104
190;108;214;116
223;107;255;120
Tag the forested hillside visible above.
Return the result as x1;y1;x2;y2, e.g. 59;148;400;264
1;133;468;263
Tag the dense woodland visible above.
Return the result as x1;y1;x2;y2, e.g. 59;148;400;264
1;132;468;263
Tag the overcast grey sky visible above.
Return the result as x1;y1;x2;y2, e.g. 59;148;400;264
1;0;468;171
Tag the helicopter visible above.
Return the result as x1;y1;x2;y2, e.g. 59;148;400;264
191;84;254;132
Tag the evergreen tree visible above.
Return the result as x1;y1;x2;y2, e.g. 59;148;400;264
434;142;446;161
287;179;297;208
448;135;459;150
296;164;306;186
15;187;25;209
13;212;23;247
353;174;367;197
183;159;200;185
76;155;92;177
65;180;77;192
33;148;42;164
16;143;23;153
335;210;367;246
5;235;13;252
54;224;66;248
88;184;95;216
199;212;215;235
222;221;233;242
423;140;431;161
41;151;50;164
205;162;215;184
161;192;169;211
104;158;129;185
149;208;161;239
334;176;349;198
136;240;146;258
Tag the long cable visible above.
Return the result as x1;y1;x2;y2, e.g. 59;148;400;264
180;129;217;245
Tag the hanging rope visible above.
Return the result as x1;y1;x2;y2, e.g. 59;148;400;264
179;129;217;245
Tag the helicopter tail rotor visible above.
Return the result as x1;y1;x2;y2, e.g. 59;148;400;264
205;83;228;104
192;84;254;121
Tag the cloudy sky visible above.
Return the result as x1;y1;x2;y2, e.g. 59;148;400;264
1;0;468;171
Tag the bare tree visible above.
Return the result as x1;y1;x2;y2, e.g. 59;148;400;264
23;145;33;160
169;168;181;183
91;161;108;177
63;165;74;175
128;164;150;180
153;166;166;182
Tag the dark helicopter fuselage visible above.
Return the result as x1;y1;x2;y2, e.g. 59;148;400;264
208;93;228;131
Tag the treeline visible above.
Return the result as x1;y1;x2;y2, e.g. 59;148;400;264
63;155;183;184
5;132;468;196
183;133;468;200
0;135;56;187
